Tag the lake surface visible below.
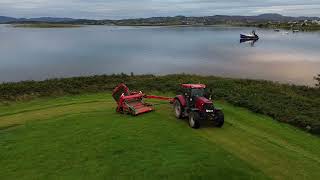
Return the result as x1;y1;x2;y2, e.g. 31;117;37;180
0;24;319;86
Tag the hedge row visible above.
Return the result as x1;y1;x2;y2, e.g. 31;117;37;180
0;74;319;135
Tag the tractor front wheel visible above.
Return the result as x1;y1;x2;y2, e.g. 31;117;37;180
213;110;224;127
174;100;183;119
189;112;200;129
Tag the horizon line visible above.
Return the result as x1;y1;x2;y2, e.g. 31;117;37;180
1;13;320;21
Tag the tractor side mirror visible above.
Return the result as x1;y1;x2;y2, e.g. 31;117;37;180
209;88;213;100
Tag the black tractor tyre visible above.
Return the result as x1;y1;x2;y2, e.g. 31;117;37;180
174;100;184;119
116;107;124;114
189;112;200;129
213;110;224;127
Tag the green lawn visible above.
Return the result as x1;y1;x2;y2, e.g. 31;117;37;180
0;93;319;179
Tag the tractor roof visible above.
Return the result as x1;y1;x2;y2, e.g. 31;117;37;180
181;84;206;89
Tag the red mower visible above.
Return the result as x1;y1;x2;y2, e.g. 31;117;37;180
112;83;173;115
112;83;224;129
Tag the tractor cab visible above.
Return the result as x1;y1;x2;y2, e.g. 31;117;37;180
174;84;224;129
179;84;211;107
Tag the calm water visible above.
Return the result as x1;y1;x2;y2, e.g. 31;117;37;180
0;24;319;86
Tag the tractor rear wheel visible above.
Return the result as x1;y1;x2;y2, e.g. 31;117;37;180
189;112;200;129
213;110;224;127
174;100;183;119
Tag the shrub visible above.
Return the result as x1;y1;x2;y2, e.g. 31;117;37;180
315;74;320;87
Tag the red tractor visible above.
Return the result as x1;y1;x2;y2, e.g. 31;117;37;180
173;84;224;129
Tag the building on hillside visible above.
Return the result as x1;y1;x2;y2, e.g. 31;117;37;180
312;20;320;24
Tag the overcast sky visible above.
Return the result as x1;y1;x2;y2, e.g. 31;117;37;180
1;0;320;19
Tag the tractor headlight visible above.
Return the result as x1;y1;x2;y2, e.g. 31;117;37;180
190;98;192;101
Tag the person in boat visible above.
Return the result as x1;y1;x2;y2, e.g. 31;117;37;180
252;30;258;38
252;30;256;36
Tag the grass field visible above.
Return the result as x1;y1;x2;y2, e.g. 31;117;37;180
0;93;319;179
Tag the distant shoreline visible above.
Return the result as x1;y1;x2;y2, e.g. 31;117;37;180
1;13;319;30
11;23;82;28
6;23;320;31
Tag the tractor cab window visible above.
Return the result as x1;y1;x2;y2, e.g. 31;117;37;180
191;88;205;97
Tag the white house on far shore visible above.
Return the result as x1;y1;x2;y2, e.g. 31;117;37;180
312;20;320;24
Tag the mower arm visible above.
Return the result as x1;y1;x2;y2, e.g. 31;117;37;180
145;95;174;103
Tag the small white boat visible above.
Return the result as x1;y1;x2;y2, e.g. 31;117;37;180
240;30;259;40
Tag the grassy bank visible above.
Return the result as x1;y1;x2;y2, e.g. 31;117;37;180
0;74;319;134
12;23;82;28
1;93;319;179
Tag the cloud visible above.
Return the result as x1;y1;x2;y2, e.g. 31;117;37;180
0;0;319;19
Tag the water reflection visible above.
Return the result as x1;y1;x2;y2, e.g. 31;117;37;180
240;39;258;47
0;25;319;86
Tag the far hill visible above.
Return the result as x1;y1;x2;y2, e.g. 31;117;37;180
0;16;16;23
1;14;319;25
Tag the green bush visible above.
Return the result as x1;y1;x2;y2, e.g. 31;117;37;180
315;74;320;87
0;74;319;135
